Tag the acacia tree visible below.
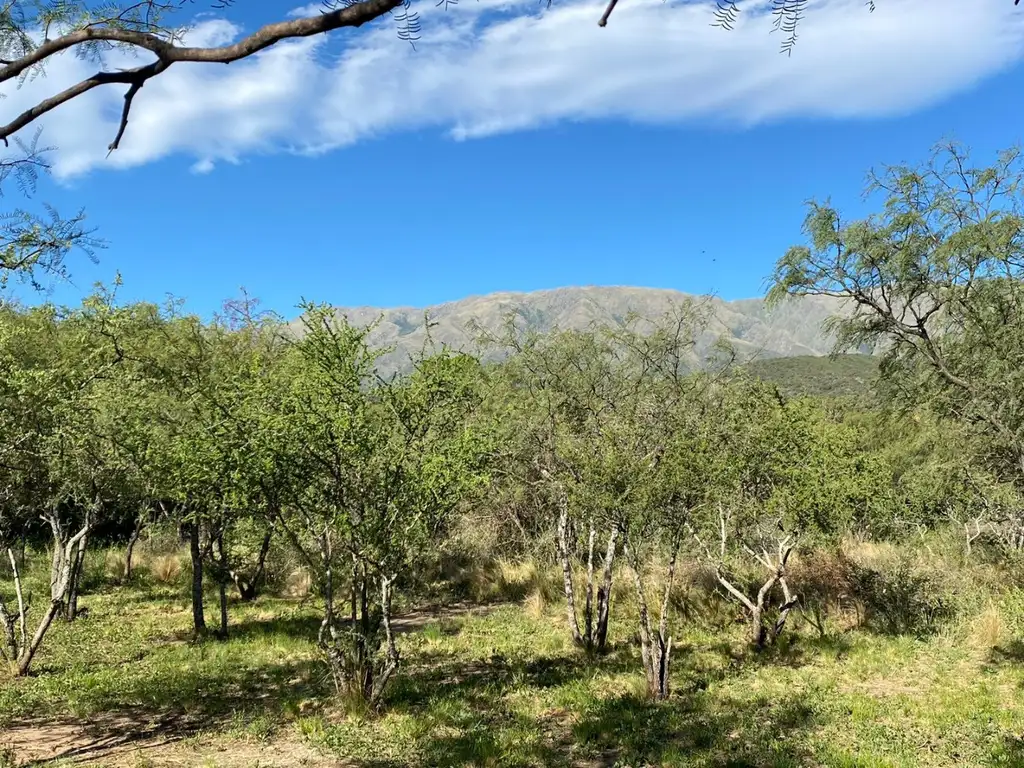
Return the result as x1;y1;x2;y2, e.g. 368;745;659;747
618;367;728;698
138;295;286;637
483;321;629;654
768;143;1024;524
0;288;136;675
272;305;487;710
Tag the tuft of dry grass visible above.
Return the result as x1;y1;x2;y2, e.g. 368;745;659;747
968;602;1005;653
150;553;183;584
104;550;130;582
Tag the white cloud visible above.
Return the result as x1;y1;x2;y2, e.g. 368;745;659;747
3;0;1022;180
190;158;216;174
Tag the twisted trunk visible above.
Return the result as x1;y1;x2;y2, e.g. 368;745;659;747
14;520;91;676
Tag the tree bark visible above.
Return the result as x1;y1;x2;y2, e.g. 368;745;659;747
124;511;147;583
215;529;229;639
556;491;584;647
594;526;619;651
369;573;400;709
583;521;596;646
15;599;62;677
189;519;207;637
234;527;272;602
624;540;672;700
0;549;26;663
15;521;91;676
65;532;88;621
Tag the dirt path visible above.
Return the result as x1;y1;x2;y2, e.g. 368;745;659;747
1;715;334;767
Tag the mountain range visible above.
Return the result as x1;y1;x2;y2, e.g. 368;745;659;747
297;286;869;378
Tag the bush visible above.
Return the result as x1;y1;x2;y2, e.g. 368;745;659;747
789;549;858;637
849;556;954;637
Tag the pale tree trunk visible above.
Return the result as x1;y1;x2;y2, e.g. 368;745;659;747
713;555;797;651
64;531;88;621
624;539;675;700
368;573;400;708
692;513;798;652
13;521;91;676
556;491;584;647
555;493;620;652
0;548;28;665
583;521;596;645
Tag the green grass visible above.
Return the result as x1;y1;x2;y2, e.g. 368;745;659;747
2;553;1024;767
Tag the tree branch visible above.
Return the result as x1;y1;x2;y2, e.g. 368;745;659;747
0;0;404;147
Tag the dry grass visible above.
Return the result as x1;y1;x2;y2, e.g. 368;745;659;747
149;553;183;584
103;550;130;582
967;601;1005;653
283;567;312;599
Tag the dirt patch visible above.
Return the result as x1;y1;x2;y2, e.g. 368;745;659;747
391;600;500;633
0;715;334;767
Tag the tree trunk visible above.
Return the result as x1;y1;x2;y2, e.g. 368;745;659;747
215;530;229;639
750;606;767;650
583;521;596;647
555;491;584;647
124;512;146;584
65;532;88;621
14;521;91;676
14;599;62;677
771;576;798;644
189;520;207;638
594;526;619;652
369;573;400;709
234;527;272;602
0;549;26;663
624;540;672;700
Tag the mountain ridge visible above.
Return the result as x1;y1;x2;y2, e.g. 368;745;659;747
294;285;865;376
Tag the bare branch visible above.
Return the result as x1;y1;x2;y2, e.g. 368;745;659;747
0;0;404;146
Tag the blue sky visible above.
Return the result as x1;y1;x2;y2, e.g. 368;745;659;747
7;0;1024;318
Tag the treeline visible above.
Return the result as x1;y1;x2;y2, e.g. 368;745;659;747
2;143;1023;711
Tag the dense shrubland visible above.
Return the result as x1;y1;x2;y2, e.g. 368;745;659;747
2;144;1024;764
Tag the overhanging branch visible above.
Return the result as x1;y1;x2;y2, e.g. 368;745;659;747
0;0;404;149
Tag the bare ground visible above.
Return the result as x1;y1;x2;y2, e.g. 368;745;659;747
0;713;340;767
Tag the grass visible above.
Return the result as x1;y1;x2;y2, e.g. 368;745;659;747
2;547;1024;767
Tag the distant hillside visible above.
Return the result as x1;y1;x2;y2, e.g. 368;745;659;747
291;286;873;377
745;354;879;399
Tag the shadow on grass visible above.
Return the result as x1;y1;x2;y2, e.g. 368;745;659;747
988;639;1024;666
574;692;816;767
323;642;819;767
988;733;1024;767
7;711;207;767
7;635;330;764
224;600;495;644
